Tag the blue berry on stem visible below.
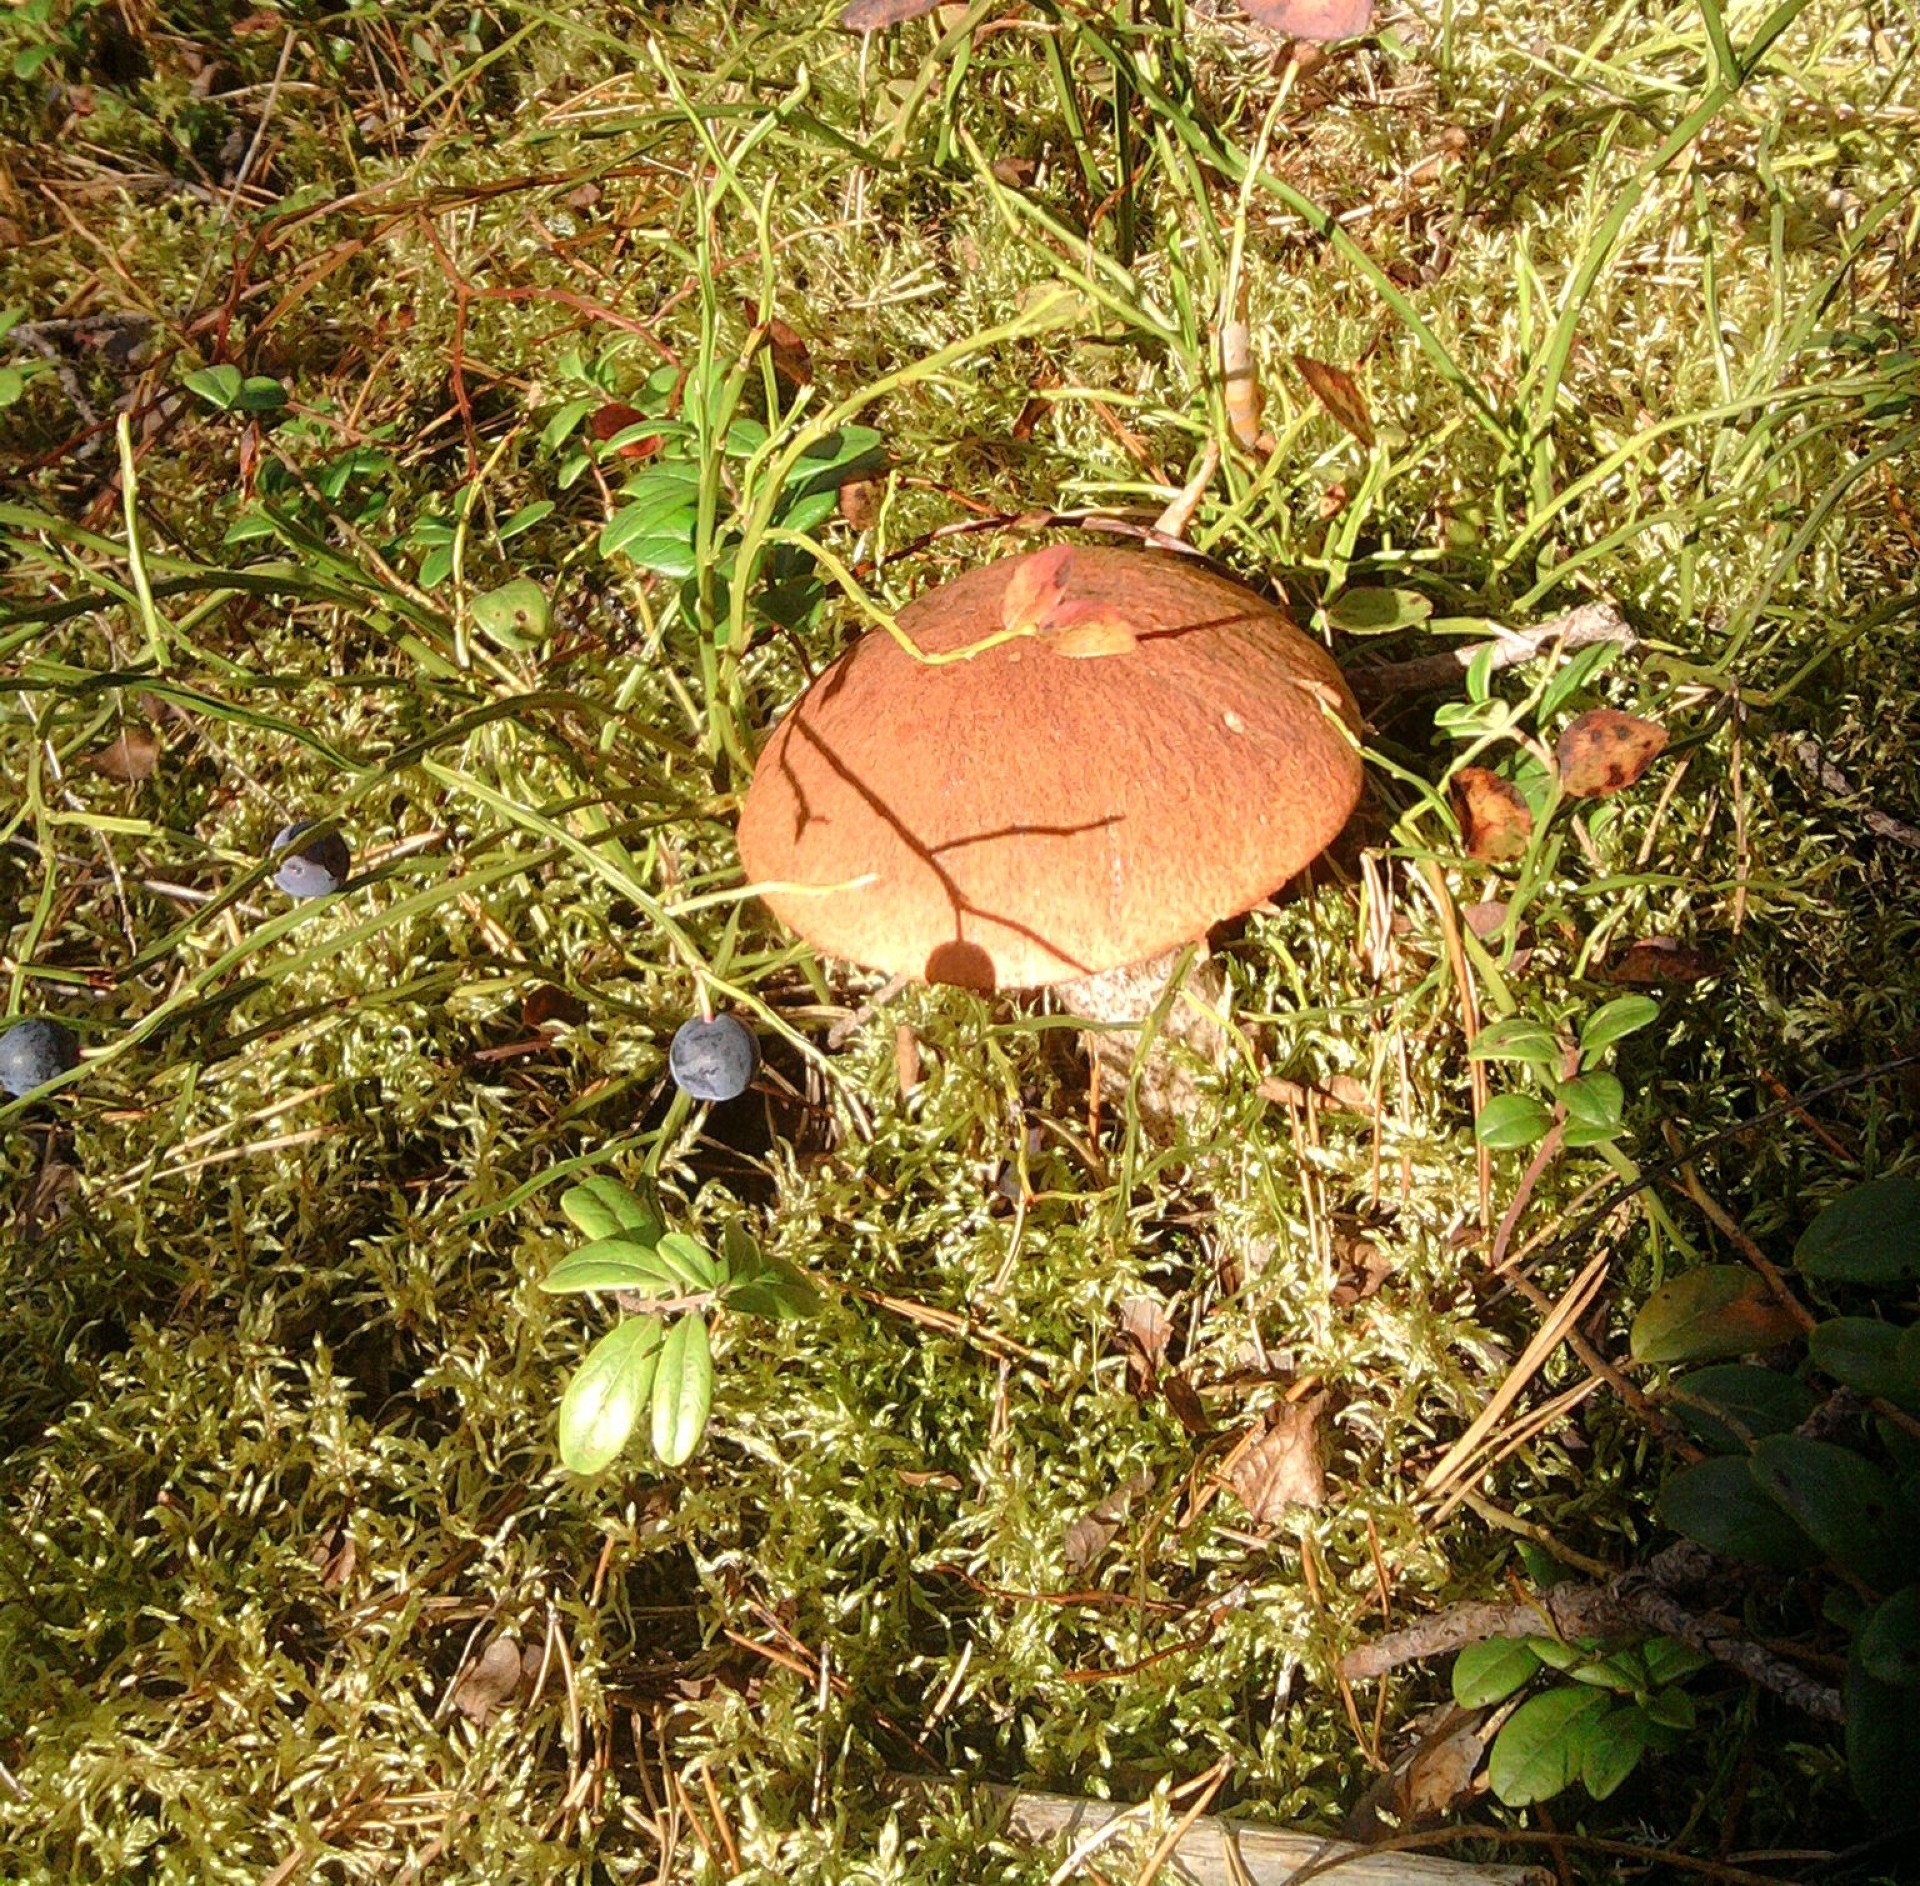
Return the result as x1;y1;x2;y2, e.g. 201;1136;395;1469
669;1014;759;1103
0;1017;81;1098
272;822;351;898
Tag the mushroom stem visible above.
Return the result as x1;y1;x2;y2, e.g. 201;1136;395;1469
1053;946;1232;1135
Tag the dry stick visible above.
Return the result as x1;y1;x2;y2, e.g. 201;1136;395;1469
1346;602;1637;705
1338;1543;1843;1722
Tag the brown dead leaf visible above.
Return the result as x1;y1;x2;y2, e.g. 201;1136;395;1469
1220;320;1263;452
1607;936;1715;984
588;403;661;461
1063;1469;1154;1575
755;308;812;387
523;983;587;1029
1001;543;1075;634
894;1022;922;1096
1452;766;1533;862
1556;708;1669;797
1292;354;1376;448
1239;0;1376;39
1116;1295;1173;1400
837;476;882;531
1462;899;1510;940
1161;1370;1212;1437
840;0;941;27
452;1635;528;1727
1401;1713;1491;1819
989;155;1037;189
308;1519;356;1593
1330;1227;1392;1309
1229;1394;1327;1520
88;728;161;782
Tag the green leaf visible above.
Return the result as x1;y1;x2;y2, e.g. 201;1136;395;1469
622;531;702;579
1488;1686;1613;1806
557;1316;662;1474
540;1241;681;1296
1668;1365;1820;1454
1846;1652;1920;1819
1640;1685;1696;1730
1476;1092;1554;1148
1469;1018;1559;1064
1577;1702;1652;1801
651;1232;720;1292
541;394;598;450
1322;587;1433;635
1452;1638;1542;1707
1535;638;1621;722
470;576;551;651
1856;1586;1920;1688
1809;1319;1920;1409
1795;1177;1920;1285
1629;1266;1803;1365
1657;1457;1823;1570
237;375;287;412
498;500;555;542
717;1221;820;1321
1640;1637;1712;1688
1750;1436;1904;1587
1558;1070;1624;1146
560;1178;665;1248
0;365;26;407
1580;995;1659;1057
650;1312;713;1467
183;364;244;410
598;503;699;564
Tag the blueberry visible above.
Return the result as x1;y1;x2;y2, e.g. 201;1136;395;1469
271;821;351;898
0;1017;81;1099
668;1014;760;1103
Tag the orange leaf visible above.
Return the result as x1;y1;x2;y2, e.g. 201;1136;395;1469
1607;937;1715;985
1047;601;1138;659
1000;543;1075;634
1557;708;1669;797
1238;0;1375;39
588;403;661;460
1452;766;1533;862
1292;355;1375;447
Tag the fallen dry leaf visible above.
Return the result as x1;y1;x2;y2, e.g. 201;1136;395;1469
1292;354;1375;448
307;1518;356;1593
1452;766;1533;862
523;983;588;1029
1161;1369;1212;1437
588;403;661;461
1401;1713;1492;1819
840;0;941;26
750;306;812;387
1220;319;1264;452
1239;0;1375;38
451;1635;530;1727
894;1021;921;1095
1607;936;1715;984
1462;899;1510;940
837;476;882;531
1063;1469;1154;1576
1229;1394;1327;1521
1001;543;1073;634
88;728;161;781
1557;708;1669;797
1116;1295;1173;1400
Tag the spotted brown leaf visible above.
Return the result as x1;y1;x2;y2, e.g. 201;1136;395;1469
1557;708;1668;797
1237;0;1375;39
1230;1394;1327;1521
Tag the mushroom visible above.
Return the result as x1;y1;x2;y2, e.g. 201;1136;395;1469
737;543;1363;1125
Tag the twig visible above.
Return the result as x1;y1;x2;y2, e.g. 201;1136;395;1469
1347;602;1636;705
1337;1541;1844;1725
1785;735;1920;850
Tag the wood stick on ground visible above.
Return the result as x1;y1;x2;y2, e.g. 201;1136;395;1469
1337;1542;1844;1725
1347;603;1636;705
1785;735;1920;850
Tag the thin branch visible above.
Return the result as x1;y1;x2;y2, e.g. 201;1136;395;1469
1348;602;1637;704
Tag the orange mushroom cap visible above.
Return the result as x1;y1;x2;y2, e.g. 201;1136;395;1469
737;544;1363;991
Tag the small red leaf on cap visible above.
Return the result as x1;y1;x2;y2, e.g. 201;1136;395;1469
1001;544;1075;634
1557;709;1668;797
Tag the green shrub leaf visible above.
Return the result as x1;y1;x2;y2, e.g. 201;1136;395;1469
652;1232;720;1292
1469;1018;1559;1064
540;1241;682;1296
1657;1456;1823;1570
1855;1586;1920;1688
651;1312;714;1467
1668;1364;1820;1453
561;1179;665;1248
1630;1267;1803;1364
1750;1436;1904;1587
1579;996;1659;1057
1452;1637;1541;1707
1488;1686;1612;1805
1809;1319;1920;1409
1578;1702;1652;1801
1558;1070;1624;1144
1795;1178;1920;1284
1476;1093;1554;1148
557;1317;662;1474
1847;1652;1920;1819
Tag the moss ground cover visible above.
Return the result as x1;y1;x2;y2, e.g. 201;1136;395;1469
2;1;1918;1879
